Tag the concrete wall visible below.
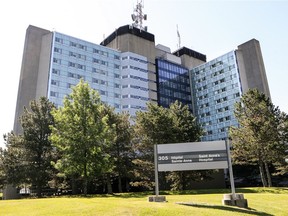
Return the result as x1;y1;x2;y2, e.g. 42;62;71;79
104;33;157;101
236;39;271;98
13;25;52;134
36;33;53;99
180;54;206;70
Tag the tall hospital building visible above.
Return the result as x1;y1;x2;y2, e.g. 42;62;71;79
14;7;270;141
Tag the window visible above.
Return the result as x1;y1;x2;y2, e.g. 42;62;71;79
225;116;231;121
114;83;120;88
78;44;86;50
114;73;120;78
54;47;62;53
219;128;225;132
114;55;120;60
55;37;63;43
114;93;120;98
101;60;108;66
92;68;106;75
93;48;99;54
67;83;74;88
100;90;107;95
100;80;107;85
69;51;77;57
114;64;120;69
77;64;85;70
53;58;61;64
52;69;59;75
69;62;76;67
70;41;77;47
92;78;98;83
51;80;58;85
50;91;58;97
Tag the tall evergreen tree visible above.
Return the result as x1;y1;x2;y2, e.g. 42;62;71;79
20;97;56;196
131;101;204;190
50;80;113;195
230;89;288;187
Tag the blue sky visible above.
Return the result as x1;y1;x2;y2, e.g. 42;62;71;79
0;0;287;147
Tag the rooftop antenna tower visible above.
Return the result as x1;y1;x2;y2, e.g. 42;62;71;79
131;0;148;31
177;24;181;49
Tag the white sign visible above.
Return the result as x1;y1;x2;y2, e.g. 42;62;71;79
156;141;228;172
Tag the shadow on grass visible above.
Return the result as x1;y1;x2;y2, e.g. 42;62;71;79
58;187;288;199
176;202;272;216
236;187;288;194
66;191;153;199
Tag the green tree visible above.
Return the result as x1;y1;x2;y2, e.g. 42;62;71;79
20;97;56;196
50;80;113;195
102;105;133;193
0;132;26;189
131;101;204;190
230;89;288;187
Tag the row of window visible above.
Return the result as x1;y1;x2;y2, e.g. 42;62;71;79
68;72;83;79
68;62;86;70
70;41;86;50
198;105;229;114
53;67;120;79
55;37;121;60
93;58;108;66
69;51;86;60
122;105;147;111
193;63;235;77
122;94;149;101
54;57;121;69
218;116;231;122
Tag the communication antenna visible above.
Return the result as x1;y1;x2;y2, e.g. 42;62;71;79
177;24;181;49
131;0;148;31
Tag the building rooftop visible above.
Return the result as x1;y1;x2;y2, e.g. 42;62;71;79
173;46;206;62
100;25;155;46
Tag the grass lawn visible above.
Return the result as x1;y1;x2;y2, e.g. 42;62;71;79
0;188;287;216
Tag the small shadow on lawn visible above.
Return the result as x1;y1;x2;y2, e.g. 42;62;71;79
176;202;272;216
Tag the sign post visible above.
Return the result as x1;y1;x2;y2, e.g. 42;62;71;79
149;140;248;208
225;139;236;199
154;144;159;197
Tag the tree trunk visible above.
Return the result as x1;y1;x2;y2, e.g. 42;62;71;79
83;163;88;196
118;174;122;193
179;172;184;191
36;184;42;198
71;177;77;195
125;179;130;192
106;174;113;194
265;162;272;187
259;161;268;187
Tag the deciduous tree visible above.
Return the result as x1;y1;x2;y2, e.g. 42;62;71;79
50;80;113;195
230;89;288;187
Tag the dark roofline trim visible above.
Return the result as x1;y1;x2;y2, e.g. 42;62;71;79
100;25;155;46
173;47;206;62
